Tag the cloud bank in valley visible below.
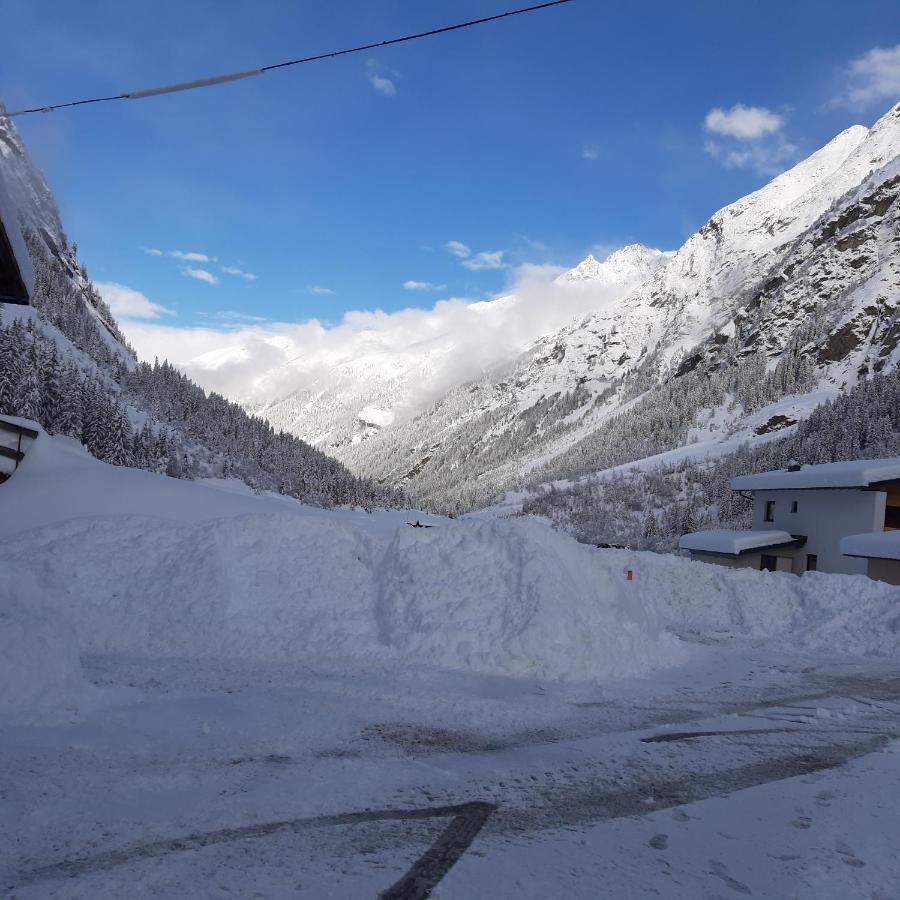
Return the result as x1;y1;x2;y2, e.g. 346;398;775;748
118;258;633;414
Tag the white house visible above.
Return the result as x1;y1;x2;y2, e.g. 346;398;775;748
0;416;39;483
679;458;900;584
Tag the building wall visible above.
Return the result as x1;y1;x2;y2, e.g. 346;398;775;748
867;558;900;586
689;550;801;573
750;488;886;576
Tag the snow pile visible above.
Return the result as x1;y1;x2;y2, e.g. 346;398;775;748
1;512;684;683
378;519;684;681
3;429;900;721
10;513;381;662
0;564;82;723
0;430;686;683
603;549;900;656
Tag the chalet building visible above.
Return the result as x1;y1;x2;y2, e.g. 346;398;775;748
0;169;34;305
0;416;39;483
679;458;900;584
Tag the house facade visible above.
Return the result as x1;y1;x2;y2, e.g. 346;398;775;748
679;458;900;583
0;416;39;483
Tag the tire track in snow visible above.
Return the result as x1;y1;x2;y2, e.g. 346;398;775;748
9;801;498;899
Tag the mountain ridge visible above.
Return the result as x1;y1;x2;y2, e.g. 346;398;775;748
338;101;900;511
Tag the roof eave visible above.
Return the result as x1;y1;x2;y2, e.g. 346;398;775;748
687;535;807;558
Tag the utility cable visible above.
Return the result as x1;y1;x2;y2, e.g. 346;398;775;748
1;1;575;120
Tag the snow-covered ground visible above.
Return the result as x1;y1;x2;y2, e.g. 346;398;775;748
3;427;900;897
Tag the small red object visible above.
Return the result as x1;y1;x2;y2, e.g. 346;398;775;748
626;569;633;581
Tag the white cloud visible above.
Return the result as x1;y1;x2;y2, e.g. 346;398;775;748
95;282;175;320
119;260;637;409
704;105;784;140
307;286;336;296
461;250;506;272
369;73;397;96
198;310;269;327
704;138;798;176
582;144;600;160
702;104;797;176
403;280;447;291
141;247;164;257
828;43;900;110
366;59;398;96
221;265;257;282
171;250;214;263
183;267;219;285
444;240;471;259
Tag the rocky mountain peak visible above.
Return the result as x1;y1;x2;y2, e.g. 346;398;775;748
556;243;671;288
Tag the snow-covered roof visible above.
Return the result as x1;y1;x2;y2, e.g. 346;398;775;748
679;529;799;556
0;165;34;302
841;531;900;561
732;458;900;491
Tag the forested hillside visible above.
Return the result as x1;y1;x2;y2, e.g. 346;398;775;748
523;364;900;550
0;230;404;508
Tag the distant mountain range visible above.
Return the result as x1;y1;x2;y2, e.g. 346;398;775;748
331;100;899;510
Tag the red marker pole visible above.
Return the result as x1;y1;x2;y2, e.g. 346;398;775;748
624;565;633;582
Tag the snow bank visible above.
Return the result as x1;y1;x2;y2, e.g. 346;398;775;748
0;565;82;723
4;430;900;720
603;549;900;656
378;519;684;681
0;513;684;683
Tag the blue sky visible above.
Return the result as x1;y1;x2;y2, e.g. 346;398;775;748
3;0;900;333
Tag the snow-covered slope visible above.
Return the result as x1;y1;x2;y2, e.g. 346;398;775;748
240;244;671;452
6;423;900;722
0;103;66;256
0;425;687;707
340;101;900;509
0;112;399;509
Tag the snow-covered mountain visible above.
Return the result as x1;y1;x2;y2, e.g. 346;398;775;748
0;109;399;509
554;243;672;287
0;104;66;254
339;101;900;510
243;245;669;451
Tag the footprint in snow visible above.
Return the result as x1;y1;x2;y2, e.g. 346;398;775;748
708;860;753;895
836;840;865;868
648;833;668;850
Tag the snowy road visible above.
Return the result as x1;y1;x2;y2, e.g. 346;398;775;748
3;649;900;899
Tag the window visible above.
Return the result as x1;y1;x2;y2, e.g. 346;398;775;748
885;506;900;530
764;500;776;522
806;554;817;572
760;554;777;572
791;500;799;513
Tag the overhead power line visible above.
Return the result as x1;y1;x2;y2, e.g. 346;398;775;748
1;1;576;120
